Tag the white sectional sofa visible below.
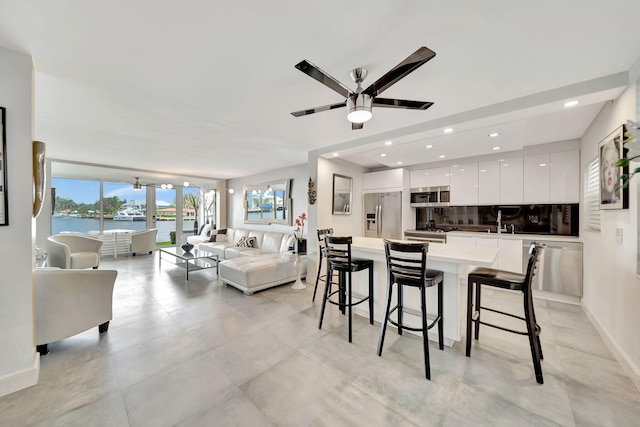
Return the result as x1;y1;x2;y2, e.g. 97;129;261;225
198;228;307;295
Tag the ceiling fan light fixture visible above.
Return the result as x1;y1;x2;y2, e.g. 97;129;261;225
347;93;372;123
133;177;142;190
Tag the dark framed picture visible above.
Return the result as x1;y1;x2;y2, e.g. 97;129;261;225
599;124;628;210
0;106;7;225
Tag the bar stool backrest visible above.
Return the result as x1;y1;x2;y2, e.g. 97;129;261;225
317;228;333;254
523;242;543;292
384;240;430;287
324;236;353;270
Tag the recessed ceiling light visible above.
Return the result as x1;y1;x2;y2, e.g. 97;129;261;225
380;153;386;157
424;172;429;175
439;155;446;158
460;169;465;172
452;164;459;168
489;132;500;138
445;173;451;176
426;144;433;149
385;141;393;145
480;169;487;173
397;161;403;165
332;152;339;157
492;146;501;150
183;181;190;187
503;163;509;167
564;100;579;107
539;163;547;167
443;128;453;134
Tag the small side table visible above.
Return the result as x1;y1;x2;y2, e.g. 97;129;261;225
291;253;307;290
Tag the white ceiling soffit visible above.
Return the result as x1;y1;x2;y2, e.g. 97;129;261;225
0;2;639;179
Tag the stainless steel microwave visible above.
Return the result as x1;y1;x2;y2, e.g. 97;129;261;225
410;186;450;207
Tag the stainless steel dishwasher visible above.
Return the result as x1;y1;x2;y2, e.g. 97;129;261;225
522;239;583;297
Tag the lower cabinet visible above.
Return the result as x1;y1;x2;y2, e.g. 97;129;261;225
447;235;523;273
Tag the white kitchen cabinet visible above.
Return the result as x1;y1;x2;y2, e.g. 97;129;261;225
410;167;450;188
363;169;404;191
478;160;500;204
446;235;475;246
550;151;579;202
499;157;523;203
450;163;479;205
448;235;522;273
524;154;550;203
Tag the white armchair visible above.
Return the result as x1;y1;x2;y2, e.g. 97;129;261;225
131;228;157;255
45;235;103;269
34;268;118;354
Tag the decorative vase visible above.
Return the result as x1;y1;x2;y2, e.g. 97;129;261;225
296;238;307;255
181;243;194;252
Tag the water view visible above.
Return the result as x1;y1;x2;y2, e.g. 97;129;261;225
52;217;197;243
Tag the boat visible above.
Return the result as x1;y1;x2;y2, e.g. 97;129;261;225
114;208;146;221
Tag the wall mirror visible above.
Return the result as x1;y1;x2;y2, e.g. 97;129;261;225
332;174;352;215
244;179;290;224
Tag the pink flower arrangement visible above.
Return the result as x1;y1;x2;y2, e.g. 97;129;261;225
294;212;307;240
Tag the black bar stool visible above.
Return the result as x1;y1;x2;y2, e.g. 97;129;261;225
466;243;544;384
312;228;333;302
318;236;374;343
377;240;444;380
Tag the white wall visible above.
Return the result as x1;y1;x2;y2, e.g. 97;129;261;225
0;46;38;397
316;157;367;239
580;80;640;382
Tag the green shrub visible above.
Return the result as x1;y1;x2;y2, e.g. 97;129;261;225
169;231;176;244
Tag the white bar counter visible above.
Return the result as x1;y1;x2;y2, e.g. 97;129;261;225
348;237;498;346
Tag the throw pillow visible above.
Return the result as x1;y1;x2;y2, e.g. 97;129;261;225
218;228;227;234
208;234;217;242
236;236;256;247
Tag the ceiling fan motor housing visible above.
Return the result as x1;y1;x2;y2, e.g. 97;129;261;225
347;93;372;123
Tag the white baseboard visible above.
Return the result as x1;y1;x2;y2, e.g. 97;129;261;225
581;303;640;393
0;349;40;398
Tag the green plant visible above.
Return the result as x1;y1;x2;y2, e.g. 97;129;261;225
169;231;176;244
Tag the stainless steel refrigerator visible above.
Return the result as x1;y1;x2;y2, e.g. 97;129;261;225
364;191;402;239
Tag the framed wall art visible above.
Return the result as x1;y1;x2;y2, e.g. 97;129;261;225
599;124;628;210
0;106;7;225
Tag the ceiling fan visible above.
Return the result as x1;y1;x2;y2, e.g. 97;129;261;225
291;46;436;130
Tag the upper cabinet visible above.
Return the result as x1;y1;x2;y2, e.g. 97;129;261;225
478;160;500;204
523;154;550;203
410;167;450;188
499;157;524;204
363;168;404;191
450;163;478;205
550;151;579;203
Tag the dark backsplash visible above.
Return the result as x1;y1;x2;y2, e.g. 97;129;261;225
416;204;579;236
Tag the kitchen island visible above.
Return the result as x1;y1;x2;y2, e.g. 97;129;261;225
347;237;498;346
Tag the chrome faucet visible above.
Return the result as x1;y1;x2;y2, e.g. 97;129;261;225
510;224;515;234
497;210;502;234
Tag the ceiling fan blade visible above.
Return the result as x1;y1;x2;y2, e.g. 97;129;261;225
291;101;346;117
352;122;364;130
373;98;434;110
364;46;436;97
295;60;352;98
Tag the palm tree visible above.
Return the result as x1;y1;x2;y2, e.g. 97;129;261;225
183;193;201;234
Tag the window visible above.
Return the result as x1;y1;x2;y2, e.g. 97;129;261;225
584;157;600;232
51;177;100;235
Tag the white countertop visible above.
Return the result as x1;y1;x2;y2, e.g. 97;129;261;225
446;231;581;243
351;236;498;267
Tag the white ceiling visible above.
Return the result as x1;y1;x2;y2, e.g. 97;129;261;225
0;1;639;184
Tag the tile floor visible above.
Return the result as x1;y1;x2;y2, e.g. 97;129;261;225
3;253;640;426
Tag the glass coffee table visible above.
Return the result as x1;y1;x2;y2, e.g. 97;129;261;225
159;247;219;280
